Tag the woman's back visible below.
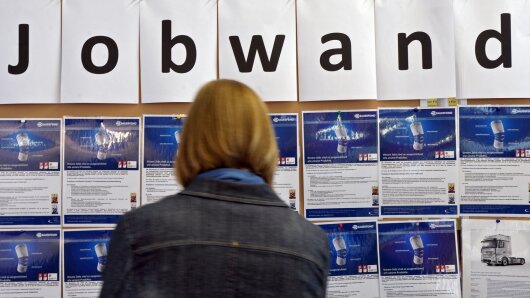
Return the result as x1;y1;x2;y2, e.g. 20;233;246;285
100;178;329;298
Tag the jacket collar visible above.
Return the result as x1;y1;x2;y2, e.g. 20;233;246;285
197;168;266;184
180;177;289;207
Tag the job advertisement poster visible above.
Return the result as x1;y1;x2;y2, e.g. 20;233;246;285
142;115;185;205
378;108;458;217
303;110;379;220
462;219;530;298
0;119;61;227
318;221;379;298
63;117;140;226
63;229;112;298
270;113;299;210
459;106;530;216
0;229;61;298
377;220;460;298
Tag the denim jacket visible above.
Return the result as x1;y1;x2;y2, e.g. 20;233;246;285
100;178;329;298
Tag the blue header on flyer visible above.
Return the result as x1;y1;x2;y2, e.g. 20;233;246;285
319;222;379;277
460;106;530;158
0;230;60;282
378;221;458;276
304;111;378;164
144;115;185;169
379;108;456;161
64;118;140;171
271;114;298;167
0;119;61;172
64;229;113;282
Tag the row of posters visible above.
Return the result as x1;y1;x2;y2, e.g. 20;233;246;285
303;106;530;220
0;219;466;298
321;219;530;298
0;114;299;228
4;220;528;298
320;220;460;298
0;229;112;298
1;106;530;227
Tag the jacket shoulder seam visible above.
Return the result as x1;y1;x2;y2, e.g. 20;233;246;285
179;190;288;207
133;239;323;267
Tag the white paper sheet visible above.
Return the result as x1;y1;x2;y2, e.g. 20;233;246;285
218;0;297;101
140;0;217;103
61;0;140;103
0;0;60;103
375;0;456;99
297;0;377;101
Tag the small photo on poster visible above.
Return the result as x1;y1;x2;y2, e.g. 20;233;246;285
460;106;530;158
379;108;456;161
0;119;61;170
0;230;60;281
378;220;459;276
64;118;140;171
63;229;113;282
320;222;379;276
303;111;378;164
0;230;61;297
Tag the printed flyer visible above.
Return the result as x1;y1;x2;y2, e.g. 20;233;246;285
142;115;185;205
63;229;113;298
377;220;460;298
270;113;299;210
303;110;379;220
378;108;458;217
318;221;379;298
459;106;530;216
0;119;61;227
0;229;61;298
462;219;530;298
63;117;141;226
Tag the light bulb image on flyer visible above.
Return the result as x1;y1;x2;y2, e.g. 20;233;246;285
490;120;505;149
95;122;112;160
16;120;30;162
410;121;424;151
334;113;348;154
333;236;348;266
15;244;29;273
94;243;108;272
410;235;424;265
174;130;180;145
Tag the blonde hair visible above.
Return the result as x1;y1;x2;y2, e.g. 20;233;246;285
176;80;278;187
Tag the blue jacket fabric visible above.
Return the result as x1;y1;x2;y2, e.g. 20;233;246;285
100;177;329;297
